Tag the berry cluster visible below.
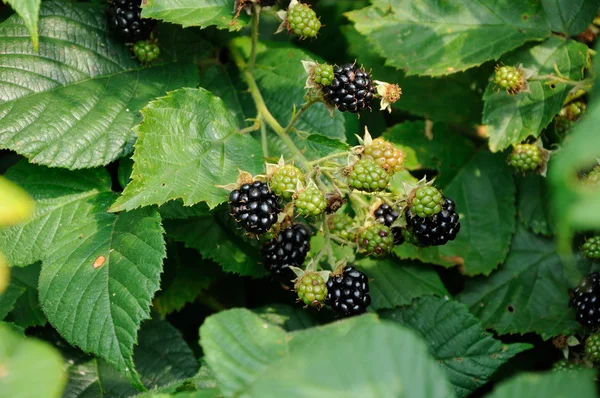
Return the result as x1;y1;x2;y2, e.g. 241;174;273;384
347;158;390;192
586;333;600;363
570;272;600;327
406;189;460;247
325;265;371;316
323;64;375;113
286;2;321;39
582;236;600;261
508;143;542;172
493;65;525;95
133;39;160;64
229;181;281;235
107;0;156;43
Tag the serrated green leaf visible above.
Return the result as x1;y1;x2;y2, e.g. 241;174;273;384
395;151;516;276
164;213;264;277
382;296;532;398
483;37;588;152
4;0;40;50
63;358;137;398
516;174;554;236
343;26;487;125
486;370;596;398
0;176;34;228
458;225;594;339
200;64;250;128
0;1;201;169
0;323;67;397
346;0;551;77
355;258;448;310
142;0;248;31
200;308;454;398
541;0;600;36
0;162;112;267
39;207;166;389
383;122;476;187
5;263;47;328
110;88;264;212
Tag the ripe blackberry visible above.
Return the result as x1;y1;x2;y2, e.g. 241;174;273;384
586;333;600;363
323;64;375;113
407;197;460;246
570;272;600;327
508;143;542;172
296;273;327;307
261;223;311;280
362;138;405;174
327;214;357;242
410;186;443;218
582;236;600;261
391;227;404;245
358;224;394;256
229;181;281;235
347;158;390;192
373;203;399;227
325;265;371;316
107;0;156;43
270;164;304;200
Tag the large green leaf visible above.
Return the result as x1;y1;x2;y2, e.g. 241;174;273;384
355;258;448;310
541;0;600;36
0;323;67;397
483;37;588;152
394;151;516;276
164;211;264;277
0;1;200;169
486;370;596;398
39;206;166;389
200;308;454;398
142;0;248;31
458;225;595;339
516;174;554;236
3;0;41;50
64;358;137;398
382;296;532;398
0;162;112;267
110;88;263;212
346;0;551;76
4;263;47;328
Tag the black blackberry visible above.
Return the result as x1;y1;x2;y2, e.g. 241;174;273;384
107;0;156;43
391;227;404;245
373;203;399;226
325;265;371;316
407;197;460;246
261;224;311;281
571;273;600;327
323;64;375;113
229;181;281;235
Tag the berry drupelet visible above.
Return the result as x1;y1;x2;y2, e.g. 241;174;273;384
325;265;371;316
571;273;600;327
229;181;281;235
107;0;156;43
323;63;375;113
261;223;311;281
373;203;399;227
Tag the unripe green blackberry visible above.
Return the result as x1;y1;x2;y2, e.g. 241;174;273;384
582;236;600;261
552;359;584;372
508;143;542;172
313;63;334;86
358;224;394;256
586;333;600;363
287;2;321;39
327;213;357;242
347;158;390;192
295;186;326;216
296;272;327;307
270;164;304;200
133;39;160;64
583;166;600;186
493;65;524;94
410;186;443;218
362;137;405;174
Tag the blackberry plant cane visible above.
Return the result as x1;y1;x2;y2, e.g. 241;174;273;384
2;0;599;396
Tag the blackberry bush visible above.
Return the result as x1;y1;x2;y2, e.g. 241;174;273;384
2;0;599;395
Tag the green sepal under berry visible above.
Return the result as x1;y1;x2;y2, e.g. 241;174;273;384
582;236;600;261
133;39;160;65
358;224;394;256
583;166;600;186
409;186;443;218
508;143;543;172
328;213;357;243
586;333;600;363
347;158;390;192
295;272;328;307
269;164;304;199
492;64;525;94
285;1;321;39
295;185;326;217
